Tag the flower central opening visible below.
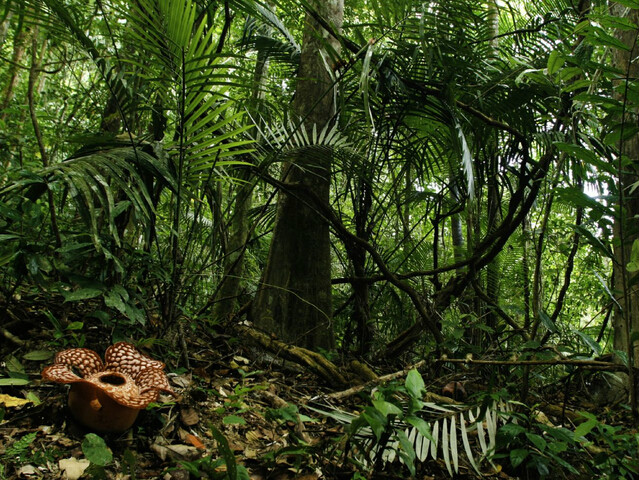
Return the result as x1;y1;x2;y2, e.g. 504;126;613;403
99;373;126;385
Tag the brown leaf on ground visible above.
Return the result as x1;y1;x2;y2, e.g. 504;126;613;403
180;407;199;426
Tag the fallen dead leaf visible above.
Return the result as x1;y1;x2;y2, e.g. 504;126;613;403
151;442;202;461
0;393;31;408
170;373;192;389
245;430;262;443
17;464;37;477
186;433;206;450
180;407;199;426
59;457;90;480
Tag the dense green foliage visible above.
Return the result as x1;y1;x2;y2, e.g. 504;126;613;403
1;0;639;476
0;0;636;361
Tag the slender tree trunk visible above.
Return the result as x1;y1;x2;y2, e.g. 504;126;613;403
351;177;373;355
251;0;343;350
485;154;501;344
0;11;14;48
610;3;639;418
27;30;61;248
0;9;26;122
213;49;269;320
483;0;501;345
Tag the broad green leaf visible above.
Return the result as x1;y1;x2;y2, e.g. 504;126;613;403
525;433;547;452
405;369;425;400
23;350;54;361
0;378;30;386
510;448;529;468
539;311;558;334
82;434;113;466
371;399;403;417
406;415;434;442
547;50;565;75
62;288;104;302
573;419;597;439
397;430;416;476
223;415;246;425
104;289;127;314
604;123;639;146
627;239;639;272
361;408;387;440
209;424;237;480
574;330;602;356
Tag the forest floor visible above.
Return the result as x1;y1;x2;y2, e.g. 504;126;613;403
0;301;636;479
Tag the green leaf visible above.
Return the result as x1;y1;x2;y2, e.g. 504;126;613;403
604;123;639;146
547;50;565;75
0;234;20;242
510;448;529;468
360;408;387;440
209;424;237;480
371;399;403;417
104;288;127;314
265;404;299;423
525;433;547;452
627;239;639;273
23;350;54;361
0;378;30;386
539;311;558;334
82;433;113;466
397;430;417;476
612;0;639;8
223;415;247;425
6;355;24;374
499;423;526;440
62;288;104;302
406;415;434;442
548;440;568;453
573;419;597;439
405;369;425;400
574;330;602;356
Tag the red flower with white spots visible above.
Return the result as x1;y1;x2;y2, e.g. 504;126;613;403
42;342;175;432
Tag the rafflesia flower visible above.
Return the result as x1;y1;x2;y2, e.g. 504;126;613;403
42;342;175;432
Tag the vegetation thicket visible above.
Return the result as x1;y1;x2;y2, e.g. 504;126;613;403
1;0;638;478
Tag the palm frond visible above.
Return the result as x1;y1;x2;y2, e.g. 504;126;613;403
308;399;513;477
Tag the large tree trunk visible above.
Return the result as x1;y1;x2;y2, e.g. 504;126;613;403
250;0;343;350
610;4;639;417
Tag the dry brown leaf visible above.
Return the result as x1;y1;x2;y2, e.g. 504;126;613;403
17;465;37;477
243;448;258;459
245;430;262;443
186;433;205;450
151;443;202;461
171;373;192;389
180;407;199;426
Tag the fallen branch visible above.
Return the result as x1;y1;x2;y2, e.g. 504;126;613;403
437;356;627;371
260;390;312;443
236;324;349;387
325;360;426;400
1;327;25;346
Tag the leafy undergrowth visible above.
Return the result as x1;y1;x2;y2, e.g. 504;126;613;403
1;307;638;479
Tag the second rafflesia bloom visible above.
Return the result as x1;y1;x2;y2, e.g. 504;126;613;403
42;342;175;432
